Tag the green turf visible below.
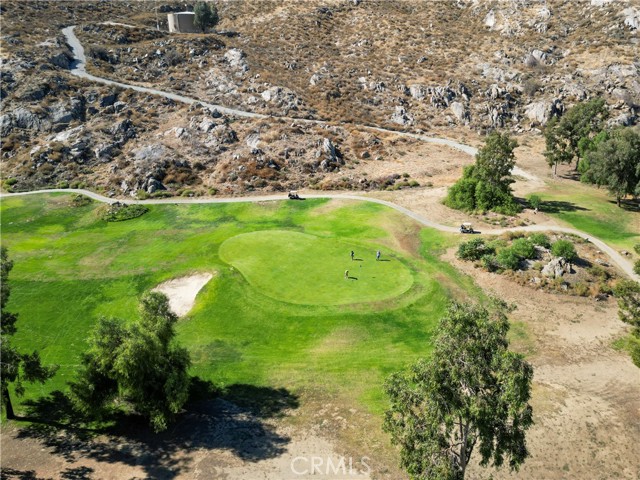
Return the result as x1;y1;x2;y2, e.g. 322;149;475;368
0;193;476;415
535;183;640;251
219;230;413;305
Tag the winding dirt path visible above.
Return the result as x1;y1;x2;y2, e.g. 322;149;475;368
62;26;538;178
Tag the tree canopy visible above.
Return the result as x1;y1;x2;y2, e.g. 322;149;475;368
71;292;191;432
445;132;520;215
543;98;608;175
193;2;219;33
384;301;533;480
1;247;57;419
583;127;640;207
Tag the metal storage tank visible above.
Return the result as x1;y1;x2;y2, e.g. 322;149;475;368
167;12;198;33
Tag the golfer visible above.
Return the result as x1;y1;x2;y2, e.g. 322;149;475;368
345;270;349;279
351;250;355;261
376;250;381;261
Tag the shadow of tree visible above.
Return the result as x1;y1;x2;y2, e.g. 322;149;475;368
0;468;43;480
541;200;590;214
60;466;94;480
12;381;299;479
614;198;640;212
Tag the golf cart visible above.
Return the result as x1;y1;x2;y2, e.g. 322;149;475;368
459;222;475;234
288;190;301;200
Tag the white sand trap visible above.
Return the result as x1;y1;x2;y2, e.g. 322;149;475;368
152;272;214;317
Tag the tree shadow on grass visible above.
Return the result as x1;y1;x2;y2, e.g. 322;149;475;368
541;200;590;214
610;198;640;212
11;380;298;479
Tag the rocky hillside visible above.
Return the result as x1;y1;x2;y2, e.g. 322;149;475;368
1;0;638;196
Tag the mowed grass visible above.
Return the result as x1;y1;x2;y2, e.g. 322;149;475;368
537;182;640;251
219;230;413;305
1;193;478;415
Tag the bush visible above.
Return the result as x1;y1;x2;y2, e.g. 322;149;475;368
527;194;542;210
573;281;590;297
510;238;536;260
56;180;69;189
588;265;610;281
497;247;521;270
481;254;499;272
634;259;640;276
634;244;640;255
528;233;551;248
71;194;92;207
457;238;493;261
100;203;149;222
151;190;174;198
551;240;578;262
445;172;478;211
486;238;508;251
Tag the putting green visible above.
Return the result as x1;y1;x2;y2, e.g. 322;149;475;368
219;230;414;305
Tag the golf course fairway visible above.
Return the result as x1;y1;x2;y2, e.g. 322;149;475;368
0;193;477;413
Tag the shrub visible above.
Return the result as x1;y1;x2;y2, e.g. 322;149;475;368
528;233;550;248
71;194;92;207
56;180;69;189
100;203;149;222
573;281;590;297
588;265;610;281
634;244;640;255
486;238;508;251
510;238;536;260
504;231;525;241
445;173;478;211
527;194;542;210
497;247;521;270
481;254;499;272
136;189;150;200
635;259;640;276
551;240;578;262
150;190;173;198
457;238;493;261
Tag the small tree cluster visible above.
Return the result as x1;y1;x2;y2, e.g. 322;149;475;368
384;300;533;480
582;127;640;207
193;1;219;33
544;98;639;207
71;292;191;432
544;98;608;175
445;132;521;215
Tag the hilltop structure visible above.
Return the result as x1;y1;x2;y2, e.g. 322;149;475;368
167;12;197;33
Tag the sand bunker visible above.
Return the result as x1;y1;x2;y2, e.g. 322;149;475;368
152;272;214;316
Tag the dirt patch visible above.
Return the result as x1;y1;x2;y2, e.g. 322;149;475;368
152;272;214;317
446;250;640;480
0;397;371;480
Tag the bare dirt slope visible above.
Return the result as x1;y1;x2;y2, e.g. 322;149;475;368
446;252;640;480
